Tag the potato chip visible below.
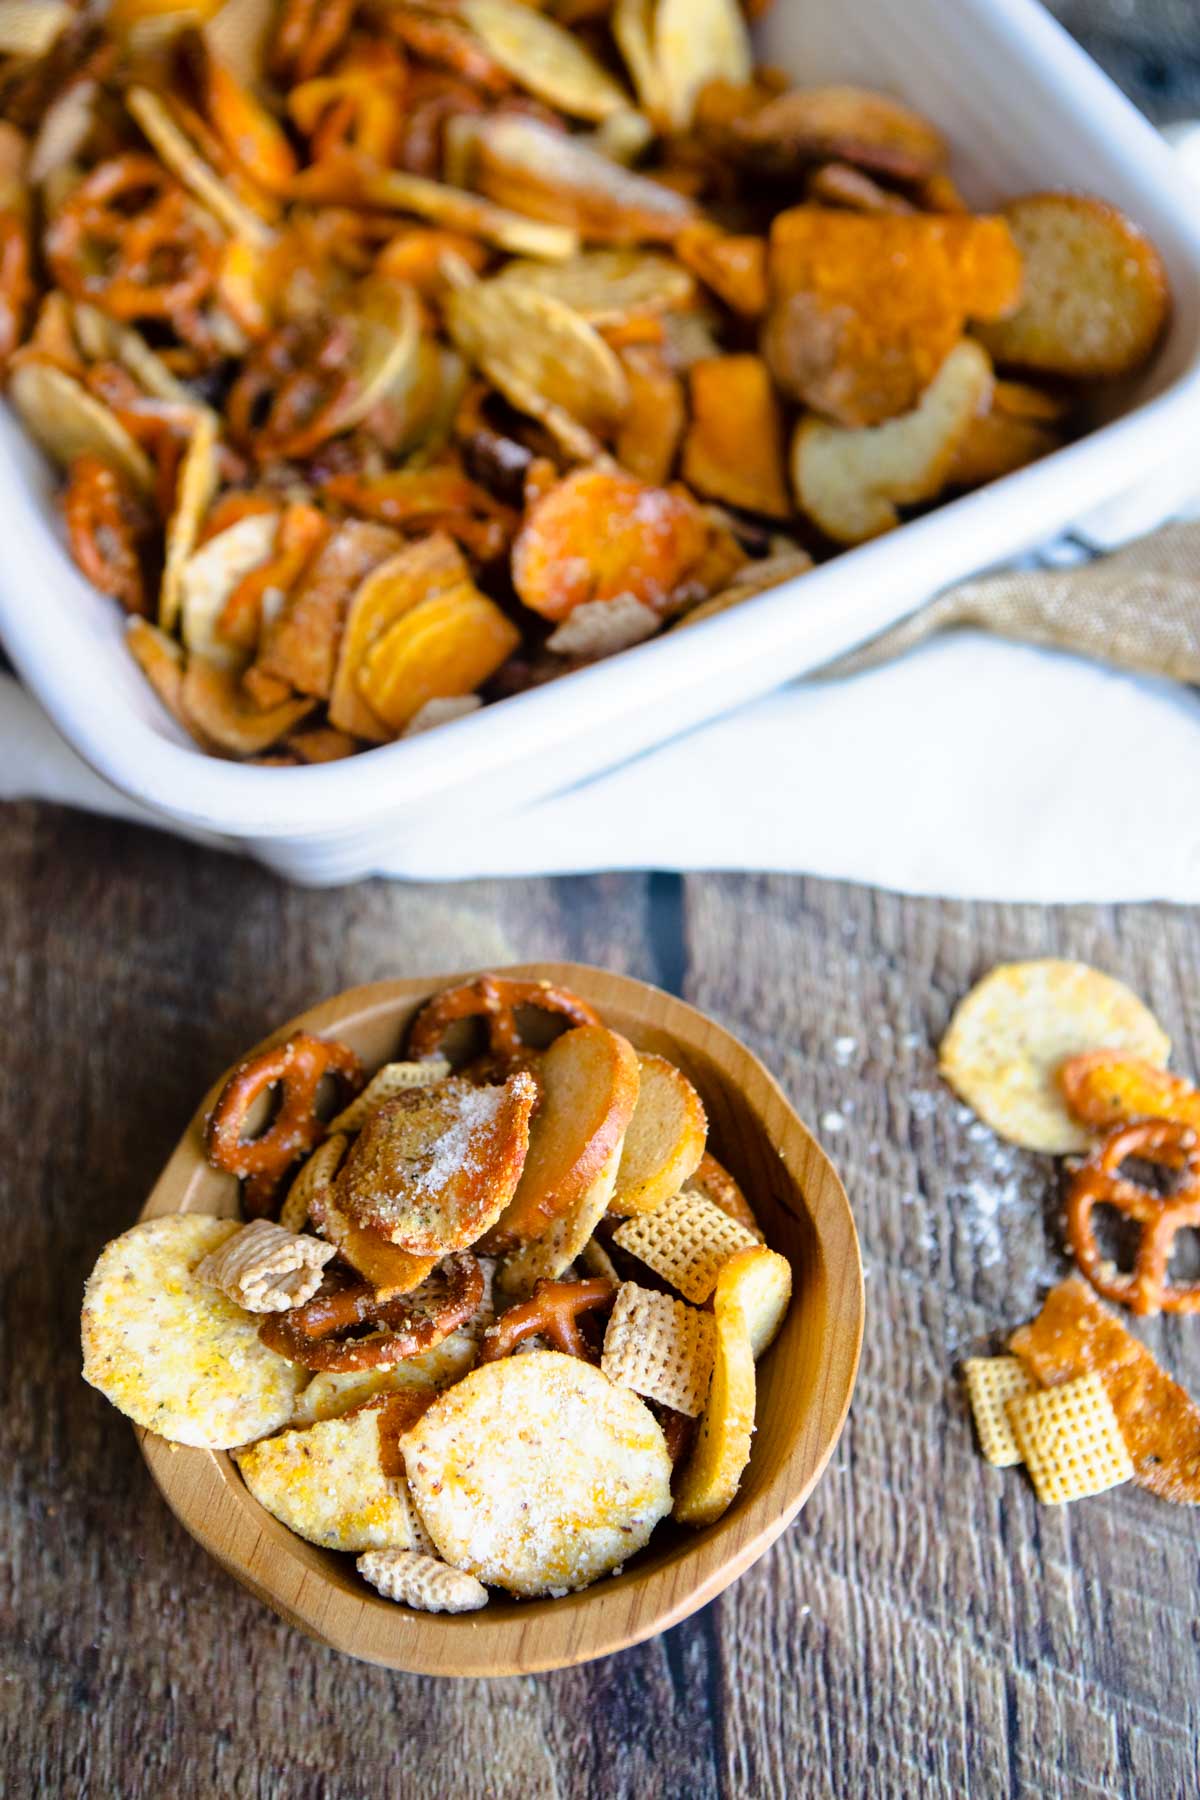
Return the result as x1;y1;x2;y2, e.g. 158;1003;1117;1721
333;279;423;438
467;114;698;244
964;1355;1035;1468
125;85;275;246
1005;1372;1133;1506
254;519;401;700
613;1190;758;1303
492;249;695;324
356;579;521;733
461;0;629;121
673;1258;757;1524
683;355;791;520
764;208;1020;426
358;1548;488;1612
977;194;1170;380
363;166;578;261
733;84;946;181
610;1052;707;1216
602;1280;715;1415
81;1214;305;1447
8;359;153;493
938;959;1170;1154
792;339;994;544
126;618;195;737
672;550;814;630
715;1245;792;1358
181;657;316;756
447;278;629;434
27;77;96;187
160;408;220;633
178;512;278;669
653;0;751;134
329;535;469;741
235;1404;428;1551
612;0;663;122
512;465;710;620
72;302;200;407
401;1350;672;1595
1010;1277;1200;1504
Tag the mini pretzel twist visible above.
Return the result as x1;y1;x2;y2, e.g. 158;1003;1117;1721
270;0;356;84
479;1277;616;1363
205;1032;365;1218
407;974;601;1066
46;155;218;327
258;1252;484;1369
1067;1118;1200;1316
226;318;358;462
61;453;150;615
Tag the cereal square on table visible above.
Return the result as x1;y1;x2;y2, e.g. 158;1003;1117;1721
964;1355;1036;1467
1005;1372;1134;1505
602;1282;716;1416
612;1191;758;1303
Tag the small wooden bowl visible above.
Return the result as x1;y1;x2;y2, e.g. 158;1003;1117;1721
137;962;863;1675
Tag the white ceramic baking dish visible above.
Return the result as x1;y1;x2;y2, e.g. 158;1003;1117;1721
2;0;1199;884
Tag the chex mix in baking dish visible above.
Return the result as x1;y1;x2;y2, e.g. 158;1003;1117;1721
81;975;793;1609
0;0;1172;762
940;959;1200;1509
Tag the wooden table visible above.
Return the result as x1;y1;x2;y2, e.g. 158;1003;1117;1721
3;6;1198;1796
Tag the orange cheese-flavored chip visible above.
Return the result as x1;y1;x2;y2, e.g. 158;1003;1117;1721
253;519;402;700
764;208;1021;426
1058;1051;1200;1135
683;354;790;519
355;578;520;732
330;534;469;741
512;465;710;621
674;224;767;318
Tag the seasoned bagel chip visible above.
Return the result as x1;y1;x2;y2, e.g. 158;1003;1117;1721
234;1403;427;1552
716;1246;793;1358
401;1351;672;1595
674;1262;757;1525
939;959;1169;1153
610;1052;707;1216
81;1215;305;1447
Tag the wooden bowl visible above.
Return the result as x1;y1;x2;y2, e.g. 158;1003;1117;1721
136;962;863;1675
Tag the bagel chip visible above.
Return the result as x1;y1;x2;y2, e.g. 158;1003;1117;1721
234;1404;427;1551
610;1052;707;1216
81;1215;305;1447
401;1351;672;1595
939;959;1170;1153
674;1262;757;1525
715;1246;793;1358
495;1141;623;1301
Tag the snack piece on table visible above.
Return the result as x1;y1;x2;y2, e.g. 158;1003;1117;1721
1004;1372;1133;1506
612;1190;758;1303
328;1060;453;1134
683;1150;763;1240
81;1215;306;1447
485;1024;640;1250
976;194;1170;379
1010;1277;1200;1503
400;1350;672;1595
1065;1119;1200;1316
333;1071;537;1254
609;1051;707;1216
938;959;1170;1153
194;1217;335;1312
673;1254;758;1524
601;1281;715;1416
715;1246;793;1358
964;1354;1036;1467
1058;1051;1200;1135
357;1548;488;1613
234;1401;428;1552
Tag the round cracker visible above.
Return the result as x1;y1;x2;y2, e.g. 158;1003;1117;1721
402;1351;672;1596
81;1215;306;1447
939;960;1170;1153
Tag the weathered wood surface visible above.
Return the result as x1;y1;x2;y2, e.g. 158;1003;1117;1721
1;812;1197;1799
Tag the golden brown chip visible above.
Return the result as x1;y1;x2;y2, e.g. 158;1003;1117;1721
461;0;630;121
614;343;686;486
355;579;520;734
609;1051;707;1216
179;513;279;670
732;84;947;181
160;409;219;634
9;359;154;494
683;354;791;520
714;1245;792;1358
329;535;469;741
1010;1277;1200;1504
653;0;752;134
976;193;1170;379
180;658;316;757
673;1254;757;1524
492;249;696;324
446;277;630;435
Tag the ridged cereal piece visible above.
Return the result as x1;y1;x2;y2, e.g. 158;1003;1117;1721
81;1215;305;1447
1005;1373;1133;1505
234;1404;428;1552
194;1218;335;1312
357;1549;488;1612
612;1191;757;1303
327;1061;452;1134
964;1356;1036;1467
401;1350;672;1596
278;1134;348;1236
602;1282;715;1416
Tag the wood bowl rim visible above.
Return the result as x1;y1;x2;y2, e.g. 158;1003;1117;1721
135;962;864;1676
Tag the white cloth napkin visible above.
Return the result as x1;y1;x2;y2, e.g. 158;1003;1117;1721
4;130;1200;902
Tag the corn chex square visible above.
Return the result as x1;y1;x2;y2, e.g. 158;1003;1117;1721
602;1282;715;1416
964;1356;1036;1467
1005;1372;1133;1505
612;1192;757;1303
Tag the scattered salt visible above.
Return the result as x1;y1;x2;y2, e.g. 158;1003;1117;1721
819;1110;847;1135
832;1036;857;1065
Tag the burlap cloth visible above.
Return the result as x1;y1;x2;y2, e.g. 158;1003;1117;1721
818;520;1200;684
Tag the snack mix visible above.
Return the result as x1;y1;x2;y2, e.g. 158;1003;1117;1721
81;973;794;1610
0;0;1172;762
943;959;1200;1508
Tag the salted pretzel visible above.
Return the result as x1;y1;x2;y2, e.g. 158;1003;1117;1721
479;1276;615;1363
206;1031;364;1217
46;155;218;326
1067;1119;1200;1316
61;453;149;615
407;974;601;1073
259;1251;483;1369
226;318;358;461
270;0;355;85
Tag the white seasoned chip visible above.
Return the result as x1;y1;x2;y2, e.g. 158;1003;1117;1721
234;1404;428;1552
81;1215;305;1447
